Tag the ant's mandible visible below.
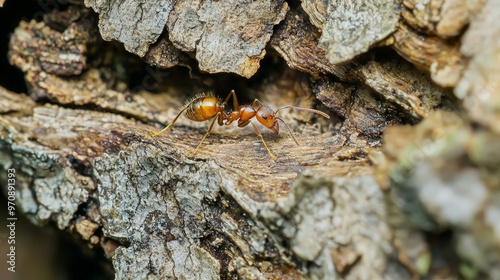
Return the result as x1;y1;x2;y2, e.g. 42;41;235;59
148;90;330;160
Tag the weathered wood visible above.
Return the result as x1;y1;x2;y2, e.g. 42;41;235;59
270;8;355;81
318;0;401;64
373;111;500;280
2;0;500;279
300;0;327;29
358;58;446;120
0;85;414;279
455;0;500;133
85;0;288;78
391;23;465;88
401;0;486;38
8;20;91;76
370;4;500;278
84;0;173;57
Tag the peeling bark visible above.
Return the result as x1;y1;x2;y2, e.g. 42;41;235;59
318;0;401;63
1;0;499;279
358;59;446;120
300;0;327;29
0;87;414;279
8;20;92;76
455;0;500;133
270;8;354;81
86;0;288;78
84;0;173;57
312;77;403;146
401;0;486;38
391;23;465;88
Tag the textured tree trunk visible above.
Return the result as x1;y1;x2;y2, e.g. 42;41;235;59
1;0;499;279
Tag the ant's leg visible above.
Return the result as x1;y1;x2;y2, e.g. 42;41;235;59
148;107;188;137
250;99;264;108
237;119;250;127
250;122;277;160
217;111;225;126
222;90;239;109
190;112;220;156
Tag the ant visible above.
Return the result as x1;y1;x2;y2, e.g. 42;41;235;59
148;90;330;160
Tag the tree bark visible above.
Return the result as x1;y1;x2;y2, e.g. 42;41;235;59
1;0;499;279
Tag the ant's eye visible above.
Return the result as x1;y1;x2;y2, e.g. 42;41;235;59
261;113;268;119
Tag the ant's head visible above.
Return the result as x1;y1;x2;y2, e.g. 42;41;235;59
256;106;279;135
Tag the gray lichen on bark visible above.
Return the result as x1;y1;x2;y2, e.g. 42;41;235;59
373;111;500;279
86;0;289;78
92;139;410;279
455;0;500;133
401;0;486;38
270;8;354;80
193;0;288;78
85;0;173;57
261;174;410;279
2;0;500;279
95;145;223;279
0;92;95;230
318;0;401;63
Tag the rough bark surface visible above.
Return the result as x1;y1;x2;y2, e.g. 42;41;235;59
455;0;500;133
0;86;412;279
8;20;91;76
300;0;327;29
86;0;289;78
318;0;401;64
1;0;499;279
84;0;173;57
270;8;354;80
358;59;446;120
370;2;500;278
372;111;500;280
391;23;465;88
401;0;486;38
174;0;289;78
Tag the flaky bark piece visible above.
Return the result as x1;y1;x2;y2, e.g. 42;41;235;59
0;88;415;279
86;0;288;78
84;0;173;57
391;23;465;87
401;0;486;38
270;8;355;81
8;20;91;76
319;0;401;63
359;59;446;120
455;0;500;133
312;77;404;146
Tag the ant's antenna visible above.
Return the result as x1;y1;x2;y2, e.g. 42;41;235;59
275;105;330;146
275;105;331;119
276;117;300;145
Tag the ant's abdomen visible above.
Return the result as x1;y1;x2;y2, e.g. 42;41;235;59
185;96;221;121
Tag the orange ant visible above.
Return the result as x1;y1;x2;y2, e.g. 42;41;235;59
148;90;330;160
